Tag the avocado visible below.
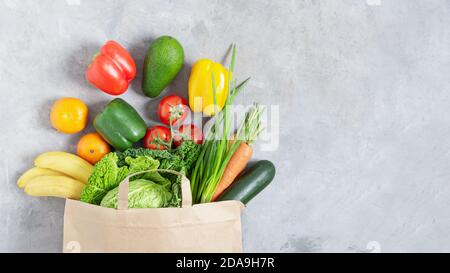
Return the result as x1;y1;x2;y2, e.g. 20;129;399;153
142;36;184;98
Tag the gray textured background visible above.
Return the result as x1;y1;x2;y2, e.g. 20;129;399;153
1;0;450;252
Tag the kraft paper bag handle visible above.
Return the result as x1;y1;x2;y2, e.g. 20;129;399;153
117;169;192;210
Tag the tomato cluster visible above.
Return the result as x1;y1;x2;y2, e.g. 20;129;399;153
144;95;203;150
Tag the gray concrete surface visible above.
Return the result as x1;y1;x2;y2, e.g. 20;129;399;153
1;0;450;252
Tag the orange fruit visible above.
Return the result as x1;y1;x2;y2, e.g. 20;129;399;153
50;98;88;134
77;133;110;164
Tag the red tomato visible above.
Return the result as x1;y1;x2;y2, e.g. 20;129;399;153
144;126;172;150
174;124;203;147
86;41;136;95
157;95;189;126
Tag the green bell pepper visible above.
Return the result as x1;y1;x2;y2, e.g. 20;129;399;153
94;98;147;151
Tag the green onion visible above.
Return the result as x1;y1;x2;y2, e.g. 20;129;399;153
190;45;263;203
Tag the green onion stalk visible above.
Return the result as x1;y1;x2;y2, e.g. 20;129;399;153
190;45;260;203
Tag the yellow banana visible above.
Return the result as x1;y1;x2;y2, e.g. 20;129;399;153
34;152;93;184
17;167;67;188
24;175;85;200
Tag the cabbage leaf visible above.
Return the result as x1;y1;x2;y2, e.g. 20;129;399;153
80;154;163;205
100;179;172;209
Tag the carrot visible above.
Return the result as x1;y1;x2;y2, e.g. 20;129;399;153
212;142;253;201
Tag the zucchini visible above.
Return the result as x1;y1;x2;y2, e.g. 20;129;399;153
217;160;275;205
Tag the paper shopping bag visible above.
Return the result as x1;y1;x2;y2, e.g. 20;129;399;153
63;169;244;253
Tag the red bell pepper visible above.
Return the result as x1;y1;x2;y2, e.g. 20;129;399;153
86;41;136;96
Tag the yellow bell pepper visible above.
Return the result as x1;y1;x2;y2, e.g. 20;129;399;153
188;59;231;116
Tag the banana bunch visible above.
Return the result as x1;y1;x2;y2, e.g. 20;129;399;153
18;152;94;200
